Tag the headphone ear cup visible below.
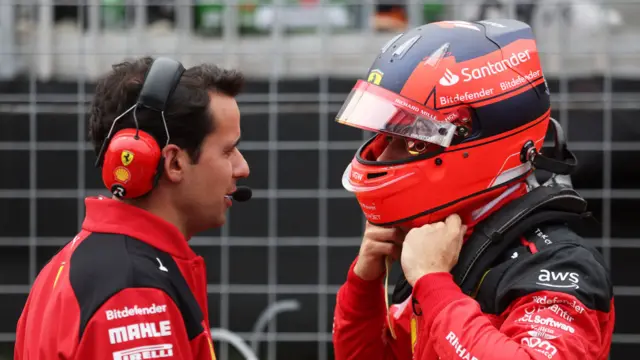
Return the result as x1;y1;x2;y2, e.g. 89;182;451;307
101;128;162;199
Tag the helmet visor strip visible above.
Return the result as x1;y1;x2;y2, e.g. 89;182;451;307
336;80;459;148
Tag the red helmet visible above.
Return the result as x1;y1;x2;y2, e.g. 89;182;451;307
337;19;575;229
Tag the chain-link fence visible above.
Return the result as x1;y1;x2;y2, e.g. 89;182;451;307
0;1;639;359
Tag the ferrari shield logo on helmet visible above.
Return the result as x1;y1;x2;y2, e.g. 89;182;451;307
367;69;384;85
121;150;134;166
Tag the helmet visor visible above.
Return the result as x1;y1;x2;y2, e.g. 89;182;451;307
336;80;459;148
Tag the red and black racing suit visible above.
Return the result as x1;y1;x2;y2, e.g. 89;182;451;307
333;223;615;359
15;196;218;360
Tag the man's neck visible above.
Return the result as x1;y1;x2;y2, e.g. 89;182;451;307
116;194;190;239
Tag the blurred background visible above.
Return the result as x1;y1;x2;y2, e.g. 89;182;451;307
0;0;638;359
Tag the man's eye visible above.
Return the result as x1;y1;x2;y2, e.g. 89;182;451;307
405;139;428;155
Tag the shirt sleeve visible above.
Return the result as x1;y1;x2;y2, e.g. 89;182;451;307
411;244;614;360
333;258;413;360
74;287;195;360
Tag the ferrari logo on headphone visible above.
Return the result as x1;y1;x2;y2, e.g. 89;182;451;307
121;150;134;166
367;69;384;85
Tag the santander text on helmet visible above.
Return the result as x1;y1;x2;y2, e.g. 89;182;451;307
459;50;532;83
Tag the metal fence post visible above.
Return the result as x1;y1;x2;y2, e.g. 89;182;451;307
0;0;17;80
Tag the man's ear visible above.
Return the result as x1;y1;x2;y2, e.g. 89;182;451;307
161;144;188;183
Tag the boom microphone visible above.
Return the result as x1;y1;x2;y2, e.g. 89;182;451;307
228;186;252;202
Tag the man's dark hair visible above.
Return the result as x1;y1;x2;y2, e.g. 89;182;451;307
88;56;244;162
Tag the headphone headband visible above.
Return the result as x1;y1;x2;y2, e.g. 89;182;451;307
137;57;186;113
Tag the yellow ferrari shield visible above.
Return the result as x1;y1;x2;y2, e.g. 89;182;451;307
367;69;384;85
121;150;134;166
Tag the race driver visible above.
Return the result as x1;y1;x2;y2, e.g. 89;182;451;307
15;57;249;359
332;19;615;359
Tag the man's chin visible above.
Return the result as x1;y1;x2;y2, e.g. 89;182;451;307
191;213;227;236
211;212;227;229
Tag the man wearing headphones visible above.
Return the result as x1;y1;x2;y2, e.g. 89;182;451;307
332;20;614;359
15;57;250;360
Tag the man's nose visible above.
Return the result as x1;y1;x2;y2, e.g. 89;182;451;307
234;153;250;179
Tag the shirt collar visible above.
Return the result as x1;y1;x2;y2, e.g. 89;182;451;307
81;196;197;259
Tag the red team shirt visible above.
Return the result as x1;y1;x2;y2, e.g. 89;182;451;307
333;224;615;360
15;196;217;360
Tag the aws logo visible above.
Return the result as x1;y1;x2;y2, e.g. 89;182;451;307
536;269;580;290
